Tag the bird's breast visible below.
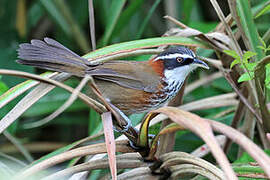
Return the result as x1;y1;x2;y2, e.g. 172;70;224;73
148;78;184;108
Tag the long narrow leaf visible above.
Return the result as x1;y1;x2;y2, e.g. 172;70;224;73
112;0;144;38
100;0;126;46
40;0;70;35
0;72;57;109
237;0;264;59
85;36;208;60
101;112;116;180
136;0;162;39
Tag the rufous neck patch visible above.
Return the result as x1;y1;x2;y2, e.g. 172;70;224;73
148;58;164;77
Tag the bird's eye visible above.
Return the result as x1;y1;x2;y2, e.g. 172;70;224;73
176;57;183;63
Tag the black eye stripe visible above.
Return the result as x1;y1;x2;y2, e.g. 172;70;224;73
185;58;194;63
181;58;194;66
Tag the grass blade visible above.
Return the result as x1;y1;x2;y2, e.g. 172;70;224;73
88;0;96;50
85;36;208;60
0;72;57;109
237;0;264;59
100;0;126;46
136;0;162;39
112;0;144;38
40;0;70;35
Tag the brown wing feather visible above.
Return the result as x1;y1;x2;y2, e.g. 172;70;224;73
87;61;161;93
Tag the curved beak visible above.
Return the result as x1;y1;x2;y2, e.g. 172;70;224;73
193;58;209;69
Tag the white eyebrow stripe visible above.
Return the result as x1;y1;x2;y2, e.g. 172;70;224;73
154;53;194;61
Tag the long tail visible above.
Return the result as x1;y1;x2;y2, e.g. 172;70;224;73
17;37;89;77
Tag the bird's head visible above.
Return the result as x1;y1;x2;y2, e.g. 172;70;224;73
151;46;209;82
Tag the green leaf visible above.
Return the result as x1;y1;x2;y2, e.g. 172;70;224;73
40;0;71;36
237;0;264;60
266;83;270;89
22;88;87;117
255;3;270;19
258;37;266;48
0;82;8;94
245;62;257;71
182;0;196;24
0;72;55;109
233;164;265;176
211;77;232;92
88;109;102;136
230;59;241;69
238;72;254;82
242;51;257;64
40;0;89;52
223;50;240;59
235;150;270;163
84;36;208;60
188;21;218;33
233;150;270;176
28;2;45;29
136;0;162;39
100;0;126;46
258;46;266;51
112;0;144;39
265;64;270;89
0;76;8;95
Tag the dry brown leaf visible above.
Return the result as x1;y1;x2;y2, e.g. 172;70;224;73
102;112;117;180
152;107;237;180
14;140;134;179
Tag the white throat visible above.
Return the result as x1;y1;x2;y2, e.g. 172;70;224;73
164;65;195;86
147;65;197;110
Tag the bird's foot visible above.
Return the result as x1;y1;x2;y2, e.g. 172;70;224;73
113;118;132;133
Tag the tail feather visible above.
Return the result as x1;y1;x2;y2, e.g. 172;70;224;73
17;38;89;77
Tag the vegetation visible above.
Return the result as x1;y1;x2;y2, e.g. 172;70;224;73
1;0;270;179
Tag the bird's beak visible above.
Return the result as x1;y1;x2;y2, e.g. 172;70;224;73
193;58;209;69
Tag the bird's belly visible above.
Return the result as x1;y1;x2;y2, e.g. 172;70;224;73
105;91;167;115
112;95;169;115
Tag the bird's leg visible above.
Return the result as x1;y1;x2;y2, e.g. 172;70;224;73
87;78;139;144
108;103;133;133
108;103;141;148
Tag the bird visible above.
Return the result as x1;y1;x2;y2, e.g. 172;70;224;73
17;38;209;117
